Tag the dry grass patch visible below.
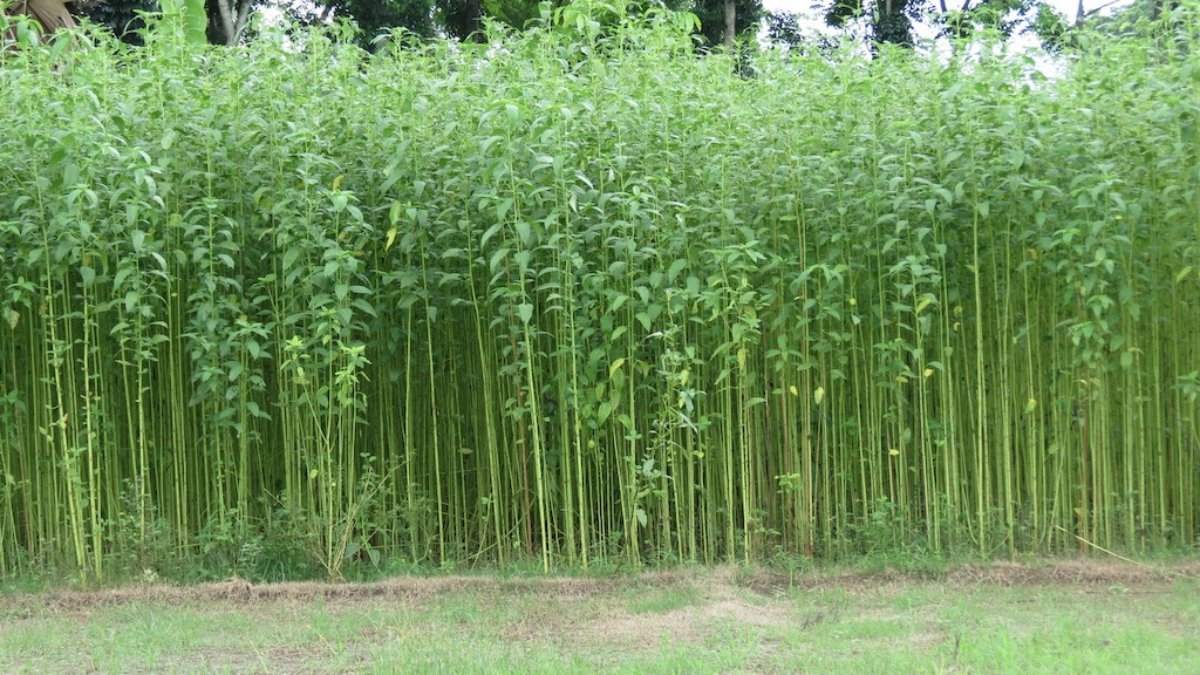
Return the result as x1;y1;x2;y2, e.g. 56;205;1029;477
6;559;1197;617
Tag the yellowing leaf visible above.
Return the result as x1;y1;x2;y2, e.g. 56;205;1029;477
609;358;626;379
332;175;344;191
889;448;900;457
385;226;398;251
1175;266;1193;284
814;386;825;406
789;385;799;397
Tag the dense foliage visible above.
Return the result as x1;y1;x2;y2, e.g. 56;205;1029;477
0;8;1197;582
70;0;716;47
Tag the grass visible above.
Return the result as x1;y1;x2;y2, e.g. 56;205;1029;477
2;562;1198;673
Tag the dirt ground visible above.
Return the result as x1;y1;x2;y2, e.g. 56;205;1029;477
3;560;1198;674
8;558;1197;612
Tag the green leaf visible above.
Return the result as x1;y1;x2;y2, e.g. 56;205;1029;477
481;223;503;249
515;221;533;247
489;248;510;273
1120;351;1133;369
596;401;614;426
496;198;513;222
160;0;207;46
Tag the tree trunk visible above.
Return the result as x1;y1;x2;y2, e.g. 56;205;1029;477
723;0;735;50
213;0;236;45
466;0;483;42
210;0;251;46
873;0;914;48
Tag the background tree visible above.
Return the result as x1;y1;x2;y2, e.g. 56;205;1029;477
691;0;760;48
1085;0;1181;30
79;0;245;44
74;0;753;49
80;0;436;45
296;0;437;43
826;0;914;46
77;0;156;44
823;0;1058;49
439;0;545;40
436;0;484;40
763;10;840;54
202;0;252;44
